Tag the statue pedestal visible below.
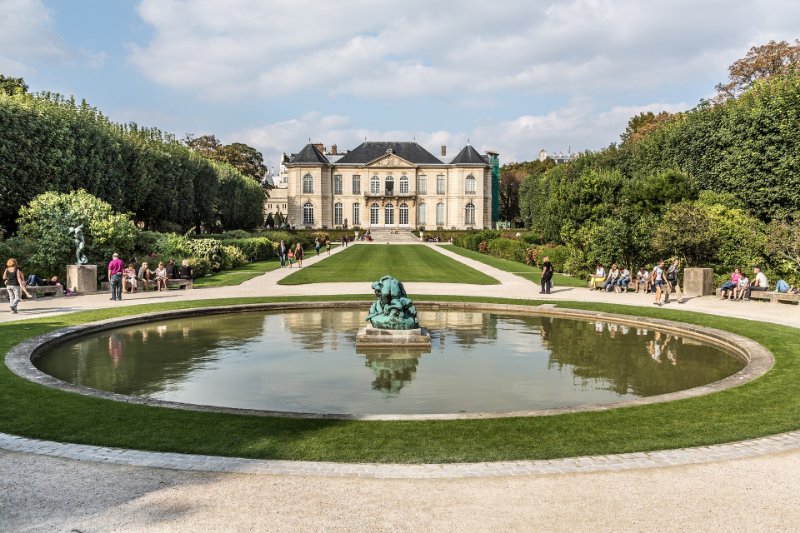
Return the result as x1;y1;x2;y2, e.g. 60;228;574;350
67;264;97;294
683;267;714;297
356;326;432;348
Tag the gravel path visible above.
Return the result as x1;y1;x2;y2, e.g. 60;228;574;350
2;242;799;530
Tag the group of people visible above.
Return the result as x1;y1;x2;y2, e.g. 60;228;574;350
277;240;305;268
717;266;773;301
589;259;683;306
107;253;192;301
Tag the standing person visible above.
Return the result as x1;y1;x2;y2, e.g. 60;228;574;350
341;235;347;248
278;240;288;267
325;237;331;255
295;242;304;268
287;248;295;268
744;266;769;301
154;261;168;291
108;252;125;301
665;258;683;304
539;255;553;294
314;237;321;256
590;263;606;290
652;259;667;306
3;258;26;314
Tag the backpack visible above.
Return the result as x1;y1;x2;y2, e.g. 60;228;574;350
776;279;789;293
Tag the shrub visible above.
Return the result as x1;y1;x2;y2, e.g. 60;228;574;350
220;244;248;270
185;256;213;278
223;237;273;262
187;238;224;271
487;238;528;263
534;244;571;273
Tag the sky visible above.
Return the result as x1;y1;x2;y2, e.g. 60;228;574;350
1;0;798;172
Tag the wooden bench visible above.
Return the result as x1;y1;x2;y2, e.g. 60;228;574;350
167;278;193;290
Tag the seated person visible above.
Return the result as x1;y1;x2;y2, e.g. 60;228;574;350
155;262;169;291
123;263;138;293
616;267;631;293
603;264;620;291
634;268;650;293
138;261;153;291
590;263;606;290
744;266;769;301
733;275;749;301
180;259;193;280
719;268;742;299
165;260;178;279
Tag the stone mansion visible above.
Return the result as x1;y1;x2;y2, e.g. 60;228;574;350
265;141;499;230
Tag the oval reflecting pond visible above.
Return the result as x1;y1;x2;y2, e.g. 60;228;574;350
35;310;744;415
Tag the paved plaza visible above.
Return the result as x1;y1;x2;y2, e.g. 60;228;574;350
2;242;799;531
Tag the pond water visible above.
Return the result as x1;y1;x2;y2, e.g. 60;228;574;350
36;309;744;415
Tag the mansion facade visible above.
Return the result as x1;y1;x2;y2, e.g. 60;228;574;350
266;141;498;230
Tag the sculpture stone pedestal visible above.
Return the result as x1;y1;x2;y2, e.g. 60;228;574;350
67;264;98;294
356;326;432;348
683;267;714;297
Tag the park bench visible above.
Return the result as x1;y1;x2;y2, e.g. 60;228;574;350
0;285;62;301
167;278;193;290
714;288;799;304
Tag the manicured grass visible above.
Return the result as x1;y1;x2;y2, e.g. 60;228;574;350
278;244;499;285
193;259;282;288
1;295;799;463
443;245;586;288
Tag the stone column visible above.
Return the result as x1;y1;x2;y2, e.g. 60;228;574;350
67;264;98;294
683;268;714;297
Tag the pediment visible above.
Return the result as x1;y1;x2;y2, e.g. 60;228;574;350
364;152;416;168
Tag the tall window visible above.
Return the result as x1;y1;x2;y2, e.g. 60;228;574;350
417;203;427;225
303;174;314;194
418;175;427;194
370;203;380;225
370;175;380;194
303;201;314;225
436;202;445;226
334;202;343;225
353;202;360;225
436;175;445;195
352;175;361;195
399;175;409;194
334;175;342;195
399;203;409;225
385;176;394;195
465;175;476;194
384;203;395;225
465;202;476;226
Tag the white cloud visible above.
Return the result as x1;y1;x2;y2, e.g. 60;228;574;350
129;0;800;100
0;0;71;74
232;100;689;170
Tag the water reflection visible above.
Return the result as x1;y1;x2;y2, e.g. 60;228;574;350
36;310;744;414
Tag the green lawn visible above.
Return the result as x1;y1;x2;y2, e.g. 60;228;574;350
278;244;499;285
193;259;282;288
0;296;798;463
443;245;586;288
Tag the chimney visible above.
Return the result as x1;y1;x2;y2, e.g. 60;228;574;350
331;144;338;155
312;143;325;153
441;145;447;158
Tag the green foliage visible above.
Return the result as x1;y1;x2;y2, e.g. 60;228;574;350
220;245;248;270
452;230;501;251
486;238;528;263
652;201;717;267
223;237;273;262
16;190;138;275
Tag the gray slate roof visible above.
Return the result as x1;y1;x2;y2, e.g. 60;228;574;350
336;142;443;165
450;145;489;165
288;144;330;165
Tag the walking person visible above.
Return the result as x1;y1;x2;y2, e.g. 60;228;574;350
295;242;304;268
325;238;331;255
108;252;125;301
652;259;667;306
341;235;347;248
665;258;683;304
278;240;289;267
3;258;26;314
539;255;553;294
314;238;321;256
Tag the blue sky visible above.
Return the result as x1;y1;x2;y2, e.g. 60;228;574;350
2;0;798;171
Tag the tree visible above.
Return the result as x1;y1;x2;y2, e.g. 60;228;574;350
501;159;553;225
620;111;676;144
766;219;800;283
185;134;268;182
0;75;28;96
652;201;717;266
715;39;800;100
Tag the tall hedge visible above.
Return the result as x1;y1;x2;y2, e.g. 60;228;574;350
0;91;264;233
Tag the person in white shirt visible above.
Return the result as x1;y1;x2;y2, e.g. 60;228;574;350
744;266;769;301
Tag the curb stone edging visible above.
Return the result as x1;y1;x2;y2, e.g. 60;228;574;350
5;301;773;420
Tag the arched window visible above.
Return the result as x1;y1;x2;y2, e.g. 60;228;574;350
399;203;409;225
303;201;314;225
303;174;314;194
465;202;476;226
334;202;343;225
370;175;380;194
417;203;427;225
370;203;380;225
385;175;395;195
353;202;360;225
465;175;476;194
436;202;445;226
399;175;409;194
385;203;395;225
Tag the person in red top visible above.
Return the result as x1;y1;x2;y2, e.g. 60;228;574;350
107;252;125;301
